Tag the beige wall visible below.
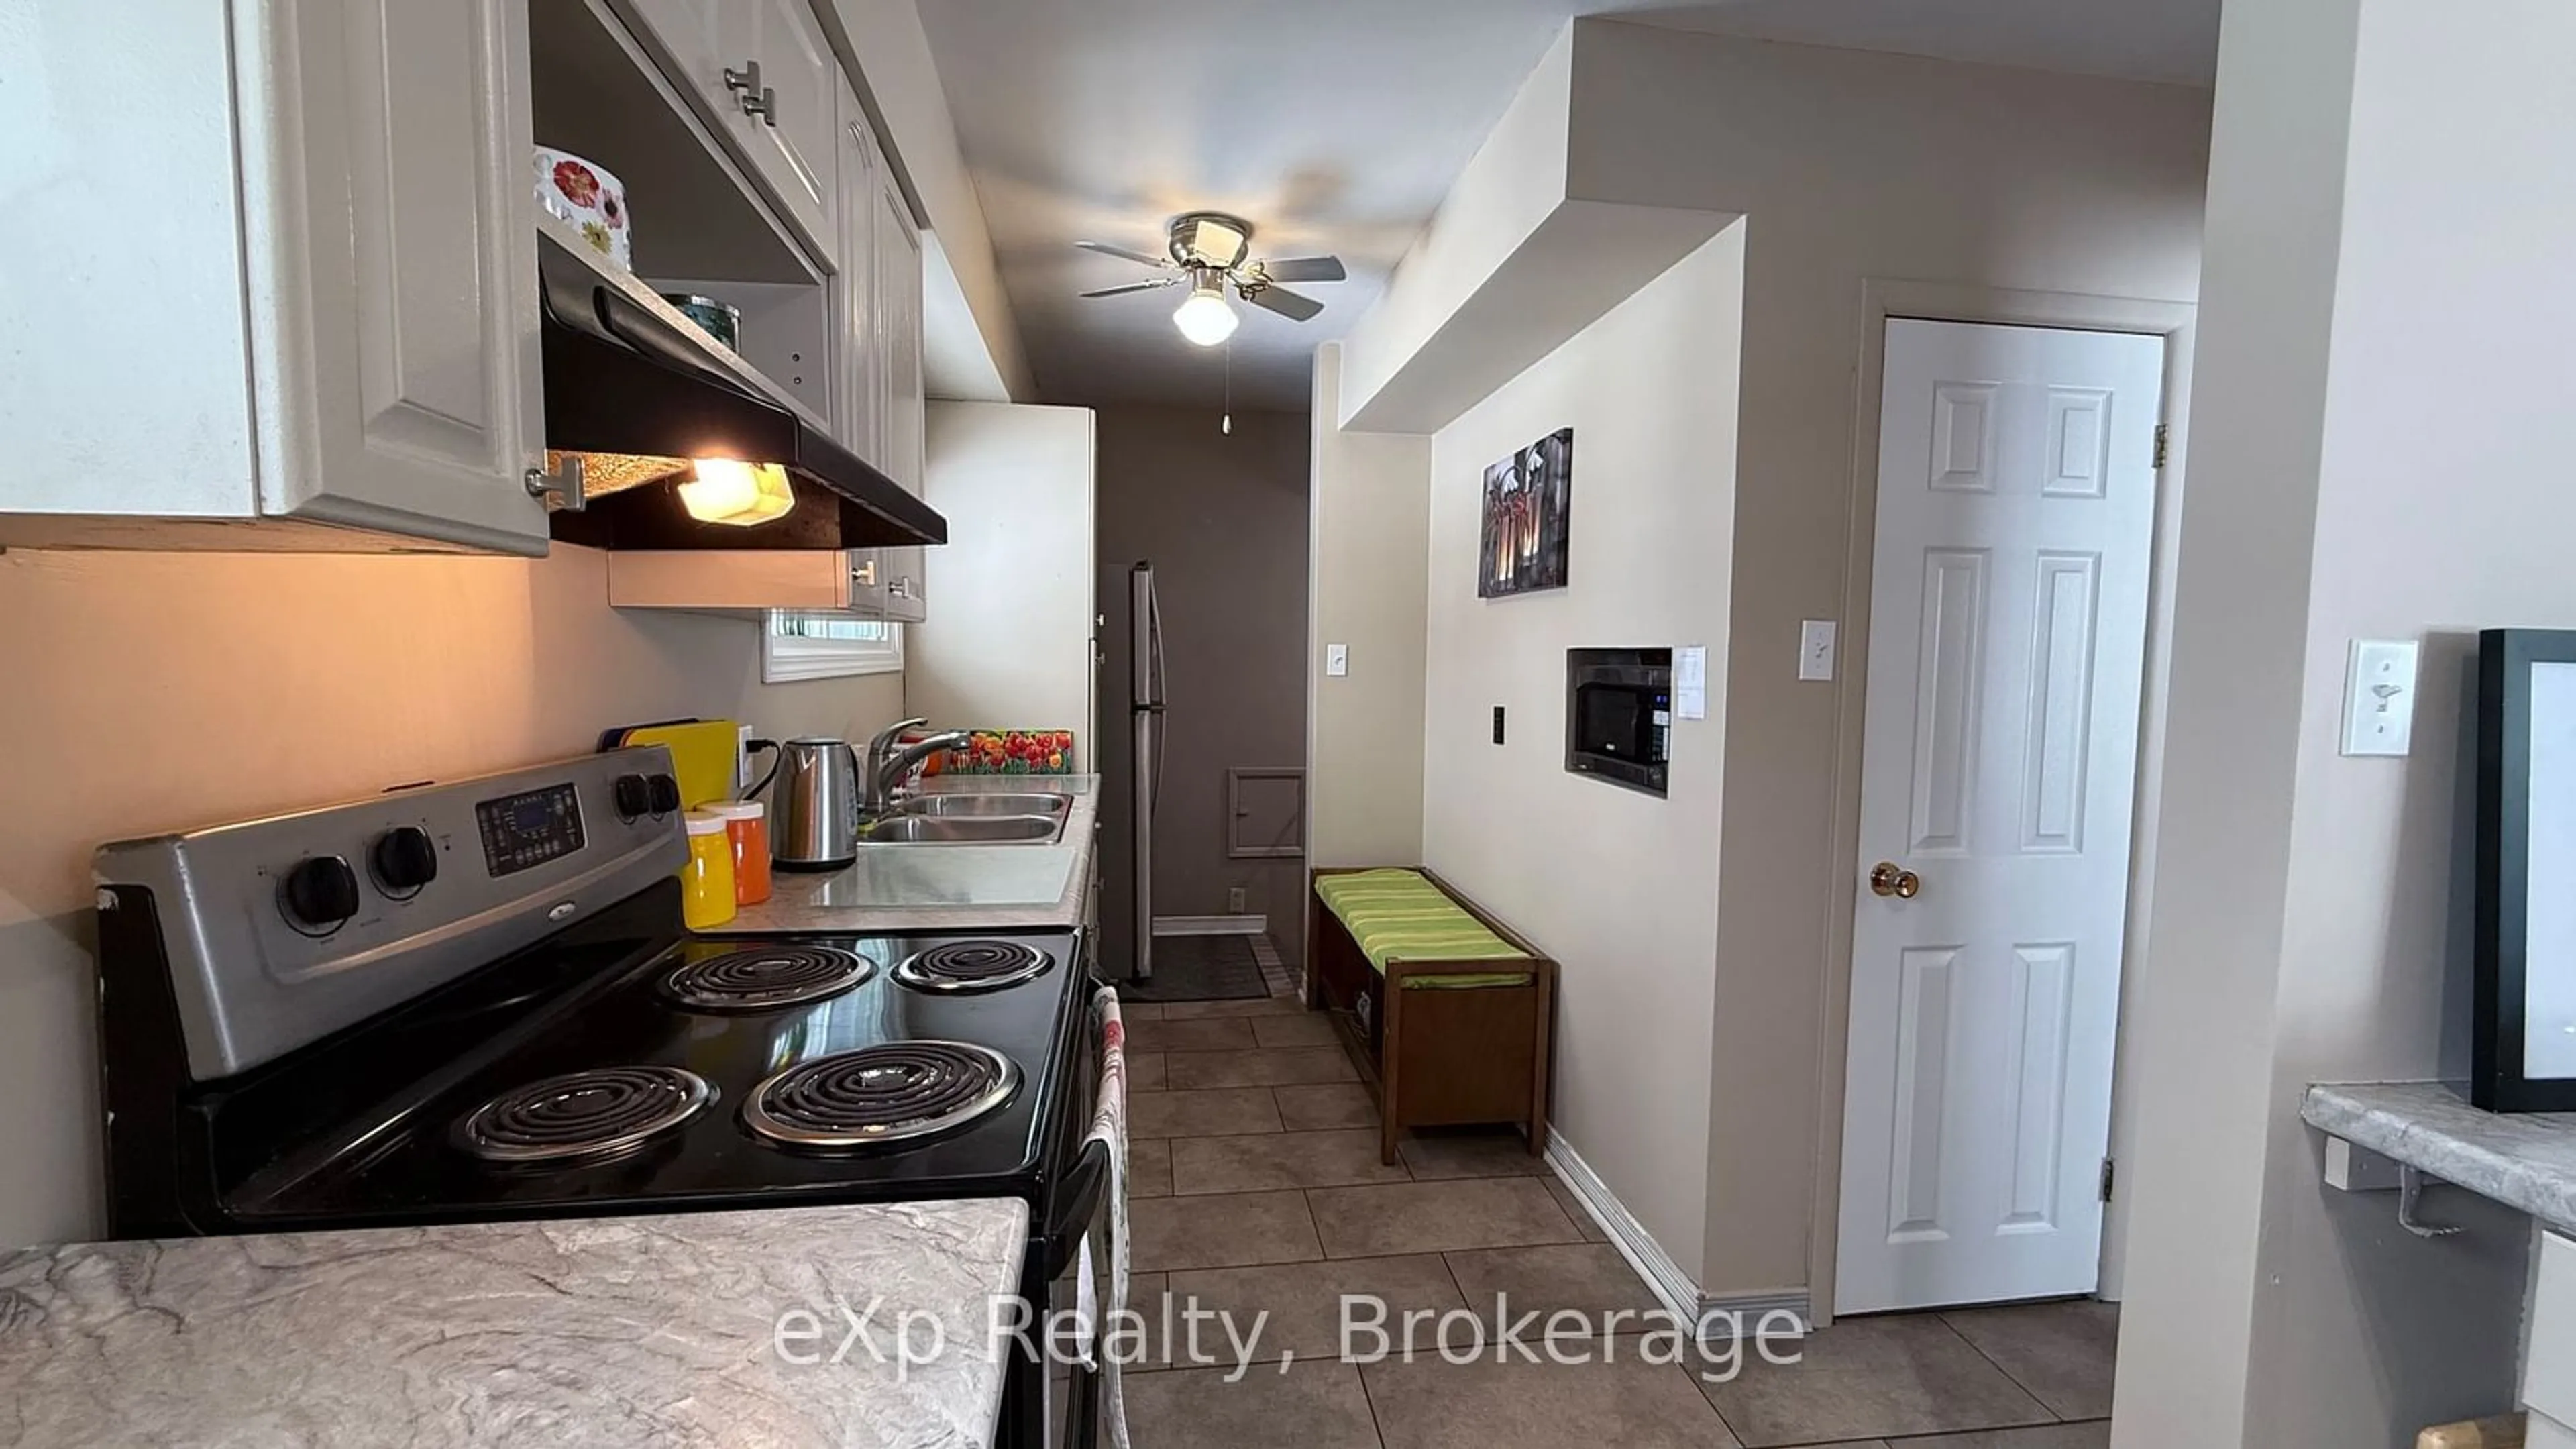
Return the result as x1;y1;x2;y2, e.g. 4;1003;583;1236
1419;229;1746;1281
1554;24;2212;1296
0;544;906;1248
1315;21;2211;1302
2118;0;2576;1439
913;401;1098;763
1305;342;1431;870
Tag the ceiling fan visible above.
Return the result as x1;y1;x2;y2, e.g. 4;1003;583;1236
1075;211;1347;346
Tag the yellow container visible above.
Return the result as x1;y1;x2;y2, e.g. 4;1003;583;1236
680;810;737;930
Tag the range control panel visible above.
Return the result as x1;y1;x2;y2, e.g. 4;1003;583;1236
96;747;694;1081
476;782;588;877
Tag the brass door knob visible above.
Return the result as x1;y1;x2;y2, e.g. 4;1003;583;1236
1868;862;1921;899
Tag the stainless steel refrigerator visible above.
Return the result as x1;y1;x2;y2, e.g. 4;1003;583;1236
1129;561;1165;981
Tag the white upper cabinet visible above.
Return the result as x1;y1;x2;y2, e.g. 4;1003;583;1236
0;0;549;554
871;152;928;622
739;0;841;254
831;78;881;461
616;0;837;262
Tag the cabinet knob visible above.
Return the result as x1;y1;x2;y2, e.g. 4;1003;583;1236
722;59;762;95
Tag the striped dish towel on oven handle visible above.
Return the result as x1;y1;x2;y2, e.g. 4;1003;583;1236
1079;987;1132;1449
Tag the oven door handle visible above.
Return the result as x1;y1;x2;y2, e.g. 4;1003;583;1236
1043;1136;1112;1281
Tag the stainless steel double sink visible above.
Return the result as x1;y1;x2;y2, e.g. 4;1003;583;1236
855;792;1071;845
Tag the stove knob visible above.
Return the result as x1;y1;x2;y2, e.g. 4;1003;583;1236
646;773;682;816
613;773;653;822
281;855;361;931
370;826;439;894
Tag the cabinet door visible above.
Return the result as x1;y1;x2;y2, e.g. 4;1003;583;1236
871;168;927;621
621;0;720;95
261;0;548;553
830;82;879;460
749;0;839;252
706;0;837;260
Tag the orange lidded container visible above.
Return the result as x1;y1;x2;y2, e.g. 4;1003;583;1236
680;810;737;930
704;800;771;906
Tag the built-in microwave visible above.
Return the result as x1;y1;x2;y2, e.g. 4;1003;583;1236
1566;648;1671;796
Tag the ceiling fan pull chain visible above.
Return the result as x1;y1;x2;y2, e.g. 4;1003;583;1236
1222;338;1234;436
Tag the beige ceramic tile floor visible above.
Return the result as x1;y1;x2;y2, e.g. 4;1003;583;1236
1112;993;2119;1449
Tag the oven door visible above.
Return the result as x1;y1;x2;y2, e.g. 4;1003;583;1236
1041;1138;1113;1448
1033;997;1122;1449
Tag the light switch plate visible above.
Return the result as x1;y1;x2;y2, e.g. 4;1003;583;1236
1799;621;1838;682
1325;643;1349;678
2340;639;2420;757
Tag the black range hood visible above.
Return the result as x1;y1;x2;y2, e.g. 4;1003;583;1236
535;250;945;551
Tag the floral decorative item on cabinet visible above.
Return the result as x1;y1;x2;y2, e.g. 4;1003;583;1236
532;147;631;269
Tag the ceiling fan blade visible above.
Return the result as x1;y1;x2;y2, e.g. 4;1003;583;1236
1258;256;1346;284
1075;240;1173;269
1244;284;1324;322
1080;277;1184;298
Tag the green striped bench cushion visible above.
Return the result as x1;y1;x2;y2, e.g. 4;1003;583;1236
1314;869;1534;989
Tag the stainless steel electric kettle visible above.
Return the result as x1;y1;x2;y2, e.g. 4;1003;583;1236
755;737;864;871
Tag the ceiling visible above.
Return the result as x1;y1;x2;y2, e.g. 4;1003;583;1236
917;0;2220;413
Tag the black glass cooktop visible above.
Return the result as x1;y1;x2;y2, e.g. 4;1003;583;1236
214;924;1085;1228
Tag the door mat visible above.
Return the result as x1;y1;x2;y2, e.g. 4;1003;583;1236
1119;933;1272;1002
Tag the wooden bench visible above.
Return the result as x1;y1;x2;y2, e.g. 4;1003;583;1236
1304;867;1557;1165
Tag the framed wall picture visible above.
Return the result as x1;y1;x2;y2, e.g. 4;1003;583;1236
2474;627;2576;1111
1478;427;1573;598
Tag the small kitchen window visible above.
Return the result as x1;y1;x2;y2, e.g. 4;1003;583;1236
763;612;903;682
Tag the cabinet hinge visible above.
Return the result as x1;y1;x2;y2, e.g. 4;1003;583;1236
2098;1157;2116;1203
524;454;586;513
2151;425;2169;470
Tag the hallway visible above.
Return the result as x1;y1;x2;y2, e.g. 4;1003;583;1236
1116;994;2118;1446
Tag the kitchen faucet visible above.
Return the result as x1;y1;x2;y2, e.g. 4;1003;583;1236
864;718;973;812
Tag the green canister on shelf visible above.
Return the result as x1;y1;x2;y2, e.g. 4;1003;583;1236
659;293;741;352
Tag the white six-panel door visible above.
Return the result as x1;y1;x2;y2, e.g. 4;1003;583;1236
1836;319;2165;1314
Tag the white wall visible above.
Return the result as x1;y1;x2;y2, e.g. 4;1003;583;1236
912;402;1098;763
0;545;908;1249
1305;342;1432;869
2119;0;2576;1440
1419;228;1745;1281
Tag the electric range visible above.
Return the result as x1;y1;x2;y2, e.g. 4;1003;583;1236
93;747;1108;1448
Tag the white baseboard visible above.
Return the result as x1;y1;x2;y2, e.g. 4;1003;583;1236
1151;915;1267;936
1545;1133;1812;1337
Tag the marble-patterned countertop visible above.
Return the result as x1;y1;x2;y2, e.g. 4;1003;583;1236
0;1199;1030;1448
709;776;1099;935
2301;1081;2576;1235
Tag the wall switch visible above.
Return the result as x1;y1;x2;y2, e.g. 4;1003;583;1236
2340;639;2420;757
1799;621;1838;682
1492;706;1507;745
1325;643;1349;678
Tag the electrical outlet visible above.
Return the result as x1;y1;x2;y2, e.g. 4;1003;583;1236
736;724;756;792
1226;887;1246;914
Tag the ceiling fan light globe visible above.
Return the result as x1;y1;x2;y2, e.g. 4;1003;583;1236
1173;290;1239;347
